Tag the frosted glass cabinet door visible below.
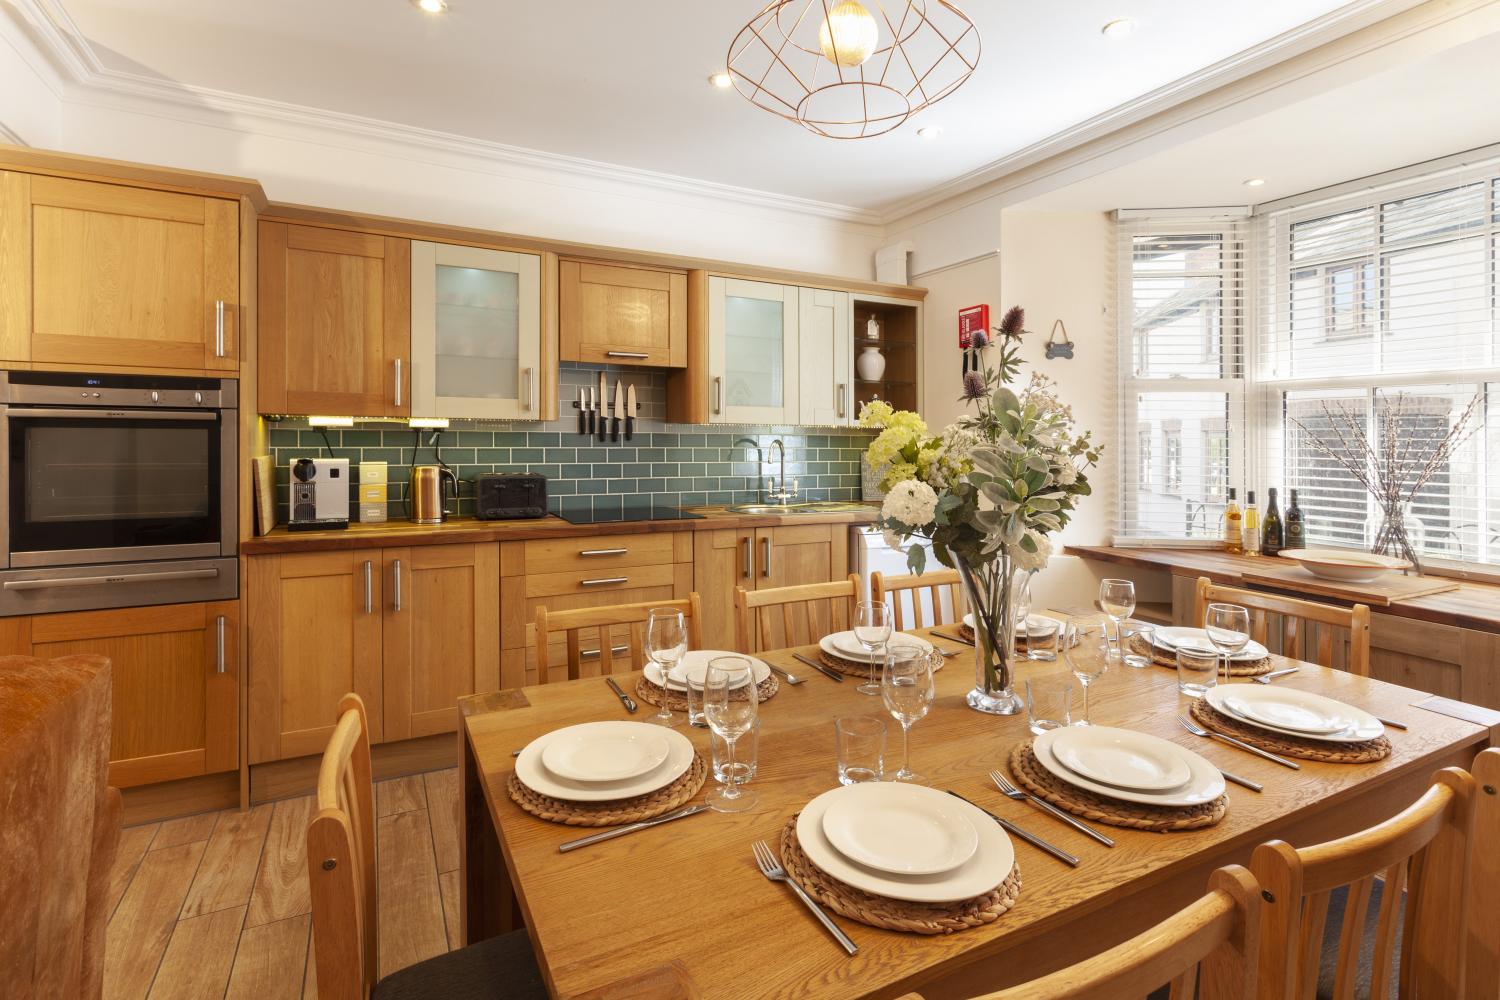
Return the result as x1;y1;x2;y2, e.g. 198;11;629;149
411;241;541;419
797;287;852;426
707;277;798;424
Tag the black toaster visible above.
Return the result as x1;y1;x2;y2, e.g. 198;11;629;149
476;472;547;520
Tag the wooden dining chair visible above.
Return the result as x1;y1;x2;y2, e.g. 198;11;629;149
535;594;702;681
896;866;1261;1000
871;569;965;630
1193;576;1371;676
1249;764;1476;1000
1466;748;1500;998
734;574;860;653
306;693;546;1000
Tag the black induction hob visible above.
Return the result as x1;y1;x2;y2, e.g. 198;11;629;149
556;505;705;525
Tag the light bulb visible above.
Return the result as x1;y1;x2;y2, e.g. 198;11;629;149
416;0;447;11
818;1;879;68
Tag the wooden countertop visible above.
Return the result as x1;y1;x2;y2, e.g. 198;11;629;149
239;505;881;555
1066;544;1500;635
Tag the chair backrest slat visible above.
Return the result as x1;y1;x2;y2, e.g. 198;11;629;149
536;595;703;682
1194;577;1370;676
1467;748;1500;996
1370;861;1406;998
734;576;861;653
871;569;963;633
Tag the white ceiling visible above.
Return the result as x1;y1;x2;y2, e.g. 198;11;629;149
1016;27;1500;213
56;0;1369;213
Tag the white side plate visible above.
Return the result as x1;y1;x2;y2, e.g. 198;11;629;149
1152;627;1269;661
820;783;979;876
1033;728;1224;806
517;725;693;802
821;631;934;662
540;722;670;782
642;651;771;691
1049;726;1192;792
1206;685;1383;742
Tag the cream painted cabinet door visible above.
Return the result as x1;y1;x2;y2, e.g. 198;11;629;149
248;551;383;763
381;543;500;741
3;173;239;370
411;241;542;420
797;287;852;426
707;277;798;424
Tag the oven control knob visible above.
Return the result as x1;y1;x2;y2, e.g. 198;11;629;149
92;392;101;398
150;390;160;403
194;391;203;404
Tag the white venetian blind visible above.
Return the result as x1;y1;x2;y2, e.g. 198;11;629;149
1113;213;1249;544
1256;157;1500;565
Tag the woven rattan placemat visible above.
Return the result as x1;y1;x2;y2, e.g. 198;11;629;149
1188;697;1392;763
818;648;878;677
508;753;707;827
956;623;1028;653
1128;634;1274;677
778;818;1022;934
1008;743;1227;832
634;673;778;710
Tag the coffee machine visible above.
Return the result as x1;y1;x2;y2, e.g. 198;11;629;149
289;457;350;531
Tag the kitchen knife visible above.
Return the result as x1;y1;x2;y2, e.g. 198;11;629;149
626;383;637;441
612;380;623;443
586;386;595;436
598;371;608;441
577;386;587;437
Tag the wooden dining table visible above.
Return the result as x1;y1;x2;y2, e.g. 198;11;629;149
457;627;1498;999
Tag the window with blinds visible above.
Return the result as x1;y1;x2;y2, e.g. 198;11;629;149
1114;217;1248;543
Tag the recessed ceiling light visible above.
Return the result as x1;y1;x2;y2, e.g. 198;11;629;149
917;125;943;140
415;0;447;13
1244;177;1266;187
708;71;733;89
1101;17;1136;37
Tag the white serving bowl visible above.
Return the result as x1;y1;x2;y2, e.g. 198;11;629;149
1277;548;1410;583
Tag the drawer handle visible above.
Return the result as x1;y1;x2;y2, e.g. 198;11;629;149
606;351;649;359
742;536;752;579
215;615;226;675
580;576;628;586
393;559;403;612
579;547;628;557
762;536;772;578
581;644;630;659
363;560;373;615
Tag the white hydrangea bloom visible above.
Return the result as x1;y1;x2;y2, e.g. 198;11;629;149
881;479;939;527
1056;464;1078;486
1012;533;1053;572
881;528;907;551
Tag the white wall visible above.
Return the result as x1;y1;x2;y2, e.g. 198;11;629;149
0;12;61;147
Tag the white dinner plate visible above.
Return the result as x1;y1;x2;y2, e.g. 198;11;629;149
1152;626;1269;662
1033;728;1224;807
540;722;671;782
820;783;979;876
1206;685;1383;743
963;613;1063;637
796;785;1013;903
820;631;934;663
1049;726;1192;792
516;724;693;802
642;651;771;691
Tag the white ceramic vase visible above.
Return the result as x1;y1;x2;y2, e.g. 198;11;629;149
856;344;886;381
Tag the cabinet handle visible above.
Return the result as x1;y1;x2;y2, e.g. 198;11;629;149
742;536;752;579
363;560;373;614
579;547;628;557
394;358;403;408
606;351;649;359
837;382;846;419
581;644;630;660
214;301;226;358
713;376;723;415
580;576;628;586
215;615;226;674
393;559;403;612
523;367;534;411
761;536;772;578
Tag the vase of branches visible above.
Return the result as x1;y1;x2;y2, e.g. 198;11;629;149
1291;392;1480;574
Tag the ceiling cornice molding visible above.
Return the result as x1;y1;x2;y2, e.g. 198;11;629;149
0;120;26;146
876;0;1437;227
8;0;885;228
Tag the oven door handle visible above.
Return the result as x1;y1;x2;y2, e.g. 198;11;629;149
2;568;220;591
2;407;219;421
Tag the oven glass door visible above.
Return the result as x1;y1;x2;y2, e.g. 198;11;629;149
8;408;222;563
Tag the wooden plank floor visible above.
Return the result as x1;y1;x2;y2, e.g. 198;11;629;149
104;768;460;1000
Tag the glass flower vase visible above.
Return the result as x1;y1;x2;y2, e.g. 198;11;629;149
954;556;1023;715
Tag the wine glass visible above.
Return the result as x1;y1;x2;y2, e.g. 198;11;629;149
853;600;893;696
704;656;758;813
1204;603;1251;685
1064;617;1112;726
1099;578;1136;645
644;607;687;727
881;645;936;782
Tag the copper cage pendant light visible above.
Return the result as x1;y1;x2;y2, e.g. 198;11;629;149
726;0;980;139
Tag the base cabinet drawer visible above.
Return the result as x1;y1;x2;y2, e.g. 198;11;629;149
522;532;681;574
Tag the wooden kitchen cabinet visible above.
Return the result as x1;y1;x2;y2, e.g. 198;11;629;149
694;523;850;649
0;172;239;370
0;601;239;788
258;221;410;417
248;550;383;763
381;543;500;741
559;258;687;367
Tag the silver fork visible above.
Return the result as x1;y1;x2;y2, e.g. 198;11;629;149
990;770;1115;847
765;663;804;685
751;840;857;955
1179;715;1301;770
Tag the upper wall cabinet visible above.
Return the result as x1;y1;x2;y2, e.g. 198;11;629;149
259;222;410;417
559;259;687;367
0;172;239;371
798;287;852;426
411;241;544;420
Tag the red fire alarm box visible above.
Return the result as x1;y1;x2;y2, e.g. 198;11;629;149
958;304;989;348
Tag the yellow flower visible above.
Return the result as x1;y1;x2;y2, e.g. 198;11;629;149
880;461;917;491
858;399;894;428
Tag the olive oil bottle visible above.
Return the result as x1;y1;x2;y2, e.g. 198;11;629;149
1286;489;1306;549
1242;491;1261;556
1222;488;1243;554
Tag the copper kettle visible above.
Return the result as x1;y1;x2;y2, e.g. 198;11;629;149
409;465;458;524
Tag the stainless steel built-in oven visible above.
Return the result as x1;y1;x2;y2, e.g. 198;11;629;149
0;371;238;615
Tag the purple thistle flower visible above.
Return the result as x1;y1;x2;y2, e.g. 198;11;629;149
968;327;990;349
962;370;987;401
999;305;1025;338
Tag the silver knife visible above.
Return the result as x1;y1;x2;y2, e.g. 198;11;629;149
947;790;1079;867
931;629;974;646
598;371;608;441
586;386;595;436
558;803;708;853
626;383;637;441
604;676;637;713
577;386;587;436
790;652;844;682
1219;769;1262;792
612;380;623;443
